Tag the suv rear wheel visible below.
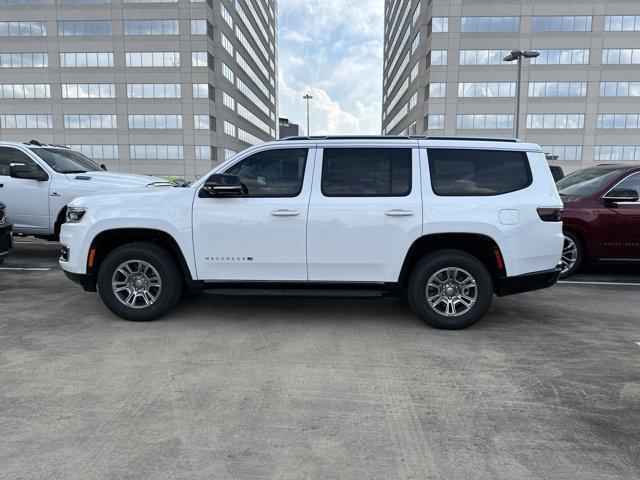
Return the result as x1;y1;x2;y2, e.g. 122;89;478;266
407;250;493;329
97;242;182;321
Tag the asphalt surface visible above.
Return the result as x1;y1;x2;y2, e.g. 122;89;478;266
1;239;639;480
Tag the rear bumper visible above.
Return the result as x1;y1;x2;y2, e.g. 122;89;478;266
494;267;561;297
0;225;13;260
63;270;97;292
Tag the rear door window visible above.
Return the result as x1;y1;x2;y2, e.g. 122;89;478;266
427;148;531;196
321;148;411;197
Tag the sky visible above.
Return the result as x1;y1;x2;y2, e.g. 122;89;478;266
277;0;384;136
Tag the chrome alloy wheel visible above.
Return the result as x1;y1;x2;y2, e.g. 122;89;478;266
560;236;578;276
426;267;478;317
111;260;162;309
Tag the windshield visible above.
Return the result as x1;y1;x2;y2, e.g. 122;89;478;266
29;148;104;174
556;168;625;197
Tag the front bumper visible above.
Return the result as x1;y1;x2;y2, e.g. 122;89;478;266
494;267;561;297
0;224;13;260
63;270;97;292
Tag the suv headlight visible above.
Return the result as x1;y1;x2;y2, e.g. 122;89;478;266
66;207;87;223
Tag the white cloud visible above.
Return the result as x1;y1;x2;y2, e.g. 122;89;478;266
277;0;383;134
281;29;312;44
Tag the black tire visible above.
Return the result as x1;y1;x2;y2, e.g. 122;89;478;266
559;231;583;279
97;242;182;321
407;250;494;330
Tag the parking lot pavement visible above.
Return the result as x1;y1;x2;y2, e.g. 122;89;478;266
1;240;639;480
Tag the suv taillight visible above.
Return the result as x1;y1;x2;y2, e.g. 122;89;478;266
537;207;563;222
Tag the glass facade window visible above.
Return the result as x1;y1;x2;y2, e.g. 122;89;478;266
0;84;50;99
408;91;417;110
0;0;42;4
62;83;115;99
526;114;585;129
238;127;262;146
411;33;420;55
0;52;48;68
236;77;271;117
530;49;589;65
220;3;234;28
428;50;447;66
600;82;640;97
0;114;53;128
64;114;117;129
459;50;512;66
429;17;448;33
410;62;419;82
193;83;212;99
60;52;113;67
69;144;118;159
602;49;640;65
128;114;182;129
461;16;519;33
124;20;179;36
224;148;237;159
195;145;212;161
596;114;640;129
223;91;236;109
194;114;213;130
191;51;208;67
528;82;588;97
427;82;446;98
458;82;516;98
223;120;236;137
125;52;180;67
57;21;112;36
221;32;234;55
190;19;207;35
457;114;514;129
595;145;640;161
532;16;592;32
604;15;640;32
0;21;46;36
541;145;583;161
129;145;183;159
126;83;181;98
222;62;235;82
426;114;444;129
123;0;176;3
237;103;270;133
57;0;110;3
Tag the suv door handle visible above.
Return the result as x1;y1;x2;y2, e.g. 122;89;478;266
385;209;414;216
271;209;300;217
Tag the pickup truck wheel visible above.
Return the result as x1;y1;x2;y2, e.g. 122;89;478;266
407;250;493;330
97;242;182;321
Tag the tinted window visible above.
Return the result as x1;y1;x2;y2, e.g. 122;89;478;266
0;147;39;176
224;148;307;197
610;173;640;200
321;148;411;197
30;148;103;173
557;167;625;197
427;149;531;196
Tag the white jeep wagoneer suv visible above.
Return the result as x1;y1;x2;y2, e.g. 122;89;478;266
59;136;564;329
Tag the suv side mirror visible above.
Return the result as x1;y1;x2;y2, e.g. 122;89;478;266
199;173;247;197
9;163;48;181
603;188;639;204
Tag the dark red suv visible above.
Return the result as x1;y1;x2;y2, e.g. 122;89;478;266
557;165;640;277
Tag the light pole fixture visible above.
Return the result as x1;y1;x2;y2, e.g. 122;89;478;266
503;49;539;139
303;93;313;136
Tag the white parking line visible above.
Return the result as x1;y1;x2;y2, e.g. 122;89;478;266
0;267;51;271
559;280;640;287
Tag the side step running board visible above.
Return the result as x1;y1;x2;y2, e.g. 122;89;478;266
205;288;387;298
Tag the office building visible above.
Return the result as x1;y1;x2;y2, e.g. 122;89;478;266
0;0;278;179
278;117;299;138
382;0;640;170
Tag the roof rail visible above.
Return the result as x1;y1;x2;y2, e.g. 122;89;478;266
278;135;520;143
424;136;520;143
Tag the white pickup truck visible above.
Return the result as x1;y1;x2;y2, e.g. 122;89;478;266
59;136;564;329
0;141;171;239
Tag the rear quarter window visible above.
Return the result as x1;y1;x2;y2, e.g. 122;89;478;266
427;148;532;196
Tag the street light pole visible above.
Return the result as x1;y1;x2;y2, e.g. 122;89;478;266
303;94;313;135
503;49;539;139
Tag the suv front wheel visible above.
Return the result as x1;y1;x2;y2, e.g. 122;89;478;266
407;250;493;329
97;242;183;321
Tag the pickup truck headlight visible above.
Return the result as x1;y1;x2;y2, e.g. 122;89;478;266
66;207;86;223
